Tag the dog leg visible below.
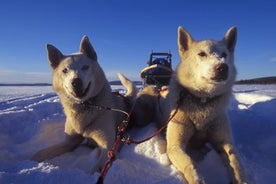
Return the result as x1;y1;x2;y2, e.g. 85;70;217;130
32;134;84;162
209;116;247;184
166;117;205;184
218;143;247;184
83;121;116;172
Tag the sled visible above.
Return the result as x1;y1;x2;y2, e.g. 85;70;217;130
140;52;173;87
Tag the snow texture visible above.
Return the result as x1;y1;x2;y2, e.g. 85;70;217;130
1;85;276;184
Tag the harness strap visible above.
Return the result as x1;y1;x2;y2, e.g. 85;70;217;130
124;90;184;145
96;90;184;184
96;93;136;184
97;135;121;184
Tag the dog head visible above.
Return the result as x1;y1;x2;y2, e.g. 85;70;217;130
47;36;106;103
176;26;237;98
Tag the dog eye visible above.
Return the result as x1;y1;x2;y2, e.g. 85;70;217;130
198;51;207;57
221;52;227;58
62;68;68;74
82;65;89;71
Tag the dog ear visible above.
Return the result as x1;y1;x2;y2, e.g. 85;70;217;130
178;26;193;54
79;36;98;61
223;26;237;52
46;44;64;69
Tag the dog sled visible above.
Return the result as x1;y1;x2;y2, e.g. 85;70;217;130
140;52;173;88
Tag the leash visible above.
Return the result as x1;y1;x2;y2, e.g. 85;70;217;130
123;89;183;145
96;120;129;184
96;92;136;184
96;90;185;184
79;91;133;184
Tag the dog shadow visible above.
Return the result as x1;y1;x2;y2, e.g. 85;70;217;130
228;97;276;183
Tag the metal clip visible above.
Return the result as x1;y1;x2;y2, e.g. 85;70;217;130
120;133;131;145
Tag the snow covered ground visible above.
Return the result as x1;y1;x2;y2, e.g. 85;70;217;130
0;84;275;184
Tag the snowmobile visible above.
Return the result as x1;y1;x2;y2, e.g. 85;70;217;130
140;52;173;88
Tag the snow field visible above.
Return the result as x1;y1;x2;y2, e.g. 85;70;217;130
0;85;276;183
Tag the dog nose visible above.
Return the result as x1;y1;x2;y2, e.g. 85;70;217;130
216;63;228;73
72;78;83;90
212;63;229;81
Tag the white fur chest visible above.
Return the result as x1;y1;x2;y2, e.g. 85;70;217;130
183;96;224;130
67;110;89;133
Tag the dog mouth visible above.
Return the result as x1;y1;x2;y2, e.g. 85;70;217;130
74;82;91;98
204;76;228;84
211;74;228;82
71;78;91;98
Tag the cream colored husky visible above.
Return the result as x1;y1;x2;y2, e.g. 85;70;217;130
132;26;247;183
166;26;247;183
32;36;136;173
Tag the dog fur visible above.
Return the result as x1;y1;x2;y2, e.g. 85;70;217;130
166;26;247;184
130;85;169;128
132;27;247;183
32;36;136;173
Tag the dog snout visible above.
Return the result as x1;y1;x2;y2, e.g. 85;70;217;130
72;78;83;89
71;78;84;97
211;63;228;81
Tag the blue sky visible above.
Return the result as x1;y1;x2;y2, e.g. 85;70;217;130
0;0;275;83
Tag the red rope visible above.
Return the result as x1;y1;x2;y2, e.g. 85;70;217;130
97;135;121;184
124;103;180;145
96;90;184;184
124;87;178;145
96;92;135;184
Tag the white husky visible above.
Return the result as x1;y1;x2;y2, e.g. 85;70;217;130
132;26;248;183
166;26;247;184
32;36;136;173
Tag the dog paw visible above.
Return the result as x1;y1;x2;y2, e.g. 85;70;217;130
159;153;171;166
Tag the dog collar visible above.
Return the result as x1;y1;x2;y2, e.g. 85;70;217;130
180;89;219;104
80;97;97;110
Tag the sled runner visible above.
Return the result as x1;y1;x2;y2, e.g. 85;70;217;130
140;52;173;87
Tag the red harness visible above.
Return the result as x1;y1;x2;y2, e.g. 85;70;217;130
96;90;184;184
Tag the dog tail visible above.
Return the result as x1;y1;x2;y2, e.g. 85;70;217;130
117;72;137;100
